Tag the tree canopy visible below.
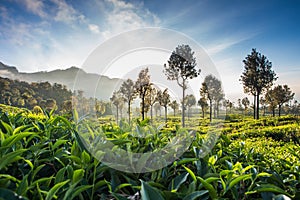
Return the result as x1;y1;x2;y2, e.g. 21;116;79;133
240;48;277;119
200;75;224;122
164;44;200;127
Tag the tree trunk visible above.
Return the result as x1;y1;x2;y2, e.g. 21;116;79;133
256;94;260;119
253;94;256;119
209;100;212;122
182;84;185;127
128;102;131;124
116;105;119;123
272;108;275;117
213;106;216;118
142;96;145;120
120;107;123;119
165;106;167;126
278;104;281;117
150;105;153;123
173;108;176;117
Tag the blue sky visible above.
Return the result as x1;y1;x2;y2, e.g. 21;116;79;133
0;0;300;102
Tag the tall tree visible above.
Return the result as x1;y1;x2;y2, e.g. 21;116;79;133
265;89;277;117
119;79;137;123
198;97;208;118
164;44;200;127
154;102;161;117
157;89;171;125
241;97;250;115
237;98;243;113
240;48;277;119
260;97;267;116
185;94;196;119
271;85;294;116
135;68;151;120
169;100;179;117
110;91;124;123
145;85;158;122
225;100;233;114
200;75;224;122
214;91;224;118
95;100;106;117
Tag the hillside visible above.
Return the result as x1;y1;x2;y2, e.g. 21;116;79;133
0;61;121;100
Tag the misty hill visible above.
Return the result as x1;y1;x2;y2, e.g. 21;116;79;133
0;62;122;100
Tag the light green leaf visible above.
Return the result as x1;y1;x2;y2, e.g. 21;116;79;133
72;169;84;184
0;121;13;135
227;174;252;192
81;151;91;164
114;183;132;192
70;185;93;199
183;165;197;183
197;176;218;200
0;149;27;170
250;184;292;197
45;180;70;200
1;132;34;150
52;139;68;150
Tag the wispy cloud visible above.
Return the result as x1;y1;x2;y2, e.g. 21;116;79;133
51;0;85;24
206;32;259;55
104;0;160;35
0;0;161;71
22;0;47;18
88;24;100;34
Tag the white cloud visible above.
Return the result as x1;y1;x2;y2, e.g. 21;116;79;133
106;0;134;10
0;0;161;73
104;0;160;34
22;0;47;18
206;31;259;56
51;0;85;24
88;24;100;34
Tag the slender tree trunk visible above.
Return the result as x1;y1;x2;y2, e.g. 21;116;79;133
182;84;185;127
116;105;119;123
209;100;212;122
272;108;275;117
142;96;145;120
253;94;256;119
173;108;176;117
256;94;260;119
279;105;281;117
128;102;131;124
202;107;204;118
120;107;123;119
165;106;167;126
213;106;216;118
150;105;153;123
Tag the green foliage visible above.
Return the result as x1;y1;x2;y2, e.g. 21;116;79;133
0;77;72;111
240;48;277;119
0;105;299;199
164;44;200;127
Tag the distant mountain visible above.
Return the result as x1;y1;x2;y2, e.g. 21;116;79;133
0;62;122;100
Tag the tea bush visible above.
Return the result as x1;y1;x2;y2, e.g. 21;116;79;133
0;107;299;199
